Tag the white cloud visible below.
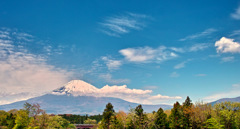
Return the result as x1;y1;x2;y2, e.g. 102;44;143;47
230;30;240;37
0;29;72;105
0;30;11;39
101;56;122;70
170;47;185;53
174;59;192;69
119;46;178;63
13;32;34;42
97;85;182;104
171;43;210;53
99;73;130;84
100;12;149;37
231;6;240;20
174;62;186;69
189;43;210;52
170;72;179;78
179;28;217;41
221;56;235;62
215;37;240;53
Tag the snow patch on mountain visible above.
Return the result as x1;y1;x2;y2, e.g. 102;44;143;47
52;80;98;96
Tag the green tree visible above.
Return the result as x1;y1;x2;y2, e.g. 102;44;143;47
110;115;124;129
169;101;184;129
101;103;115;129
48;115;70;129
0;110;8;127
182;96;193;128
154;108;167;129
84;118;97;124
13;110;29;129
135;105;148;129
6;113;16;129
204;117;223;129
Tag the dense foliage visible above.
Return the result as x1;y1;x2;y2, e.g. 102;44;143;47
98;96;240;129
62;114;102;124
0;103;75;129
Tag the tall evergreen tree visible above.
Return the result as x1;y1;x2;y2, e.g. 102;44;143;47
182;96;193;128
102;103;115;129
154;108;167;129
135;105;147;129
169;101;184;129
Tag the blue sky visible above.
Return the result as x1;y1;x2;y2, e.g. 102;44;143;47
0;0;240;105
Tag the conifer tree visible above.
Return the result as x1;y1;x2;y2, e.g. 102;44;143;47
183;96;193;128
154;108;167;129
135;105;147;129
169;101;183;129
102;103;115;129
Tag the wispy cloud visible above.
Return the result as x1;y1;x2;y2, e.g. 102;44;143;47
215;37;240;53
179;28;217;41
101;56;122;70
100;12;149;37
170;43;210;53
174;62;186;69
13;32;34;42
189;43;210;52
229;30;240;37
174;59;191;69
0;29;72;105
99;73;130;84
231;6;240;20
98;43;210;72
119;46;178;63
221;56;235;62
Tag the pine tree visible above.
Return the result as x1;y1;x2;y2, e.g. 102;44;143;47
102;103;115;129
182;96;193;128
154;108;167;129
169;101;184;129
135;105;147;129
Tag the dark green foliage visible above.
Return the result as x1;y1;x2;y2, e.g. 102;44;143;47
182;96;193;128
154;108;167;129
135;105;147;129
169;101;184;129
6;113;16;129
102;103;115;129
183;96;192;107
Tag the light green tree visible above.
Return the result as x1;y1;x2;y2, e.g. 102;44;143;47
13;110;29;129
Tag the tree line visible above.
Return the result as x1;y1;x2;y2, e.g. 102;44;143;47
99;96;240;129
1;96;240;129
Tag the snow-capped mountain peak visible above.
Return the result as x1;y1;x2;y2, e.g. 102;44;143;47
52;80;98;96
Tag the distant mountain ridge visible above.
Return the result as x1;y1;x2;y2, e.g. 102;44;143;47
0;80;172;115
210;96;240;105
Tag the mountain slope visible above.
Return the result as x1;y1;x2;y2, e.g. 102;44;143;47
210;96;240;105
0;94;172;115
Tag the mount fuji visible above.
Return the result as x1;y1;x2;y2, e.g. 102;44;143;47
0;80;172;115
